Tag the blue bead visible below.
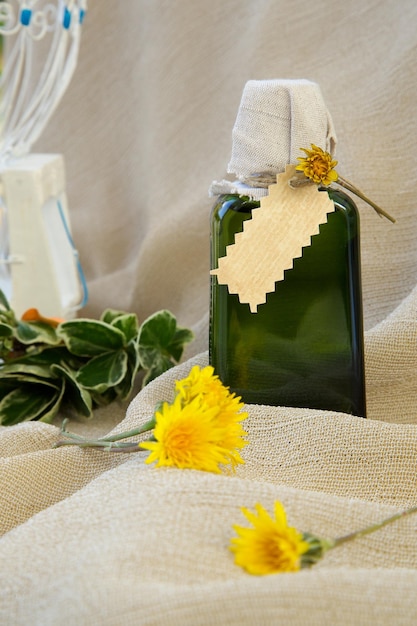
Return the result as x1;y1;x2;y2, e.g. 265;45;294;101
62;7;71;29
20;8;32;26
79;9;86;24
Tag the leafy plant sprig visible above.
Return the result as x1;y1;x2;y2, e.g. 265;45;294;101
0;290;193;426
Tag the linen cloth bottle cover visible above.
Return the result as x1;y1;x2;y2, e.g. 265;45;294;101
209;79;366;415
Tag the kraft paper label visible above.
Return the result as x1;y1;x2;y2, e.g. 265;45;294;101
210;164;335;312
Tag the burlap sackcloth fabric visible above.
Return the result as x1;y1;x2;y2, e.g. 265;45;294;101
0;351;417;625
1;0;417;623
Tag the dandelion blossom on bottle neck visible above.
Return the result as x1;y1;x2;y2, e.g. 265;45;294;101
296;144;339;186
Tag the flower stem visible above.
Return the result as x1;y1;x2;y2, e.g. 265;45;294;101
336;176;396;223
54;417;156;450
55;438;149;452
98;417;156;442
333;505;417;548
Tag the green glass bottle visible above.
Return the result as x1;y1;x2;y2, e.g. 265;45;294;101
210;187;366;416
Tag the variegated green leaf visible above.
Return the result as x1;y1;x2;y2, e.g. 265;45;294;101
76;350;128;393
51;364;93;418
115;340;141;400
0;323;13;338
109;313;139;343
138;310;194;376
0;384;62;426
58;319;125;357
15;321;60;345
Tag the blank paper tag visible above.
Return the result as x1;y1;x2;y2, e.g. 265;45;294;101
211;164;335;312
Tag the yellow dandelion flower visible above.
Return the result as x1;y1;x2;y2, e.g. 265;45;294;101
176;365;233;406
230;502;310;575
141;394;247;473
176;365;247;418
295;144;338;186
175;365;249;467
175;365;217;398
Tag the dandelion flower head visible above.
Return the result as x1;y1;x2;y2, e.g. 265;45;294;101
230;502;310;575
176;364;248;429
295;144;338;186
141;388;248;473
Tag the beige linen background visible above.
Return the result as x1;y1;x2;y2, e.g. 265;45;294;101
1;1;417;624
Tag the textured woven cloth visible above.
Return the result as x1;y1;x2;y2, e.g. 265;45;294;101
228;78;336;179
211;78;336;198
1;0;417;624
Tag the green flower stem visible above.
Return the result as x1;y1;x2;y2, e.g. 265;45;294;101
98;417;156;442
289;172;396;224
54;423;89;443
333;505;417;548
336;175;396;223
54;416;156;450
55;439;147;452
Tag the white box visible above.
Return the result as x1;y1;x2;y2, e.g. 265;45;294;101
0;154;86;318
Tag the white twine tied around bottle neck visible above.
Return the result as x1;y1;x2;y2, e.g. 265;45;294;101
0;0;87;165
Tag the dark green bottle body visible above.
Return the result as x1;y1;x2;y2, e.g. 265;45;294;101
209;190;366;416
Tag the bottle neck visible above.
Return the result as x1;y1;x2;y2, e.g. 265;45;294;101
239;172;279;188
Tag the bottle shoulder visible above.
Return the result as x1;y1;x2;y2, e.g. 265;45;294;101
326;187;359;216
211;194;258;219
211;188;359;221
